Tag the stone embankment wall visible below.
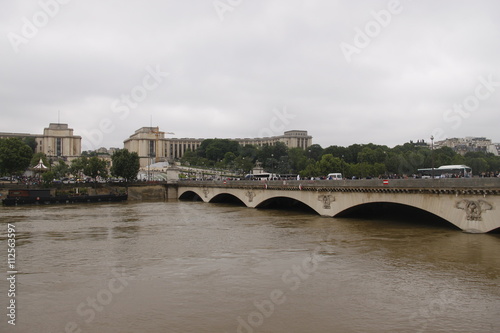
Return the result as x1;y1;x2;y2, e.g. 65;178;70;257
126;184;178;201
0;183;178;203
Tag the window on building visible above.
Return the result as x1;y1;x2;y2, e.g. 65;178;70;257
149;140;155;157
56;138;62;156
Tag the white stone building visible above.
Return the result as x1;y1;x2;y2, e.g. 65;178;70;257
124;127;313;167
0;123;82;161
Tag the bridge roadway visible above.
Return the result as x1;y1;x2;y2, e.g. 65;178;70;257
177;178;500;233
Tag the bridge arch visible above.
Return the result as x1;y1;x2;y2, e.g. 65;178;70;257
335;201;460;230
178;190;205;202
255;196;317;214
210;193;246;206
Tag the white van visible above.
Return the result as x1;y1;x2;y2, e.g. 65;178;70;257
327;173;343;180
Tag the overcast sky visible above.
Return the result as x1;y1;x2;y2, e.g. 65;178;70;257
1;0;499;151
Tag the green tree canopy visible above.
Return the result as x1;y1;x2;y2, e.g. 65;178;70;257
0;138;33;175
197;139;240;161
23;137;38;153
85;156;108;179
111;149;140;181
30;152;49;167
52;160;69;179
70;156;89;177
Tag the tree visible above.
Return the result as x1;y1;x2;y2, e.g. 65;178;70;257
42;171;56;186
70;156;89;178
315;154;342;176
306;144;323;160
238;144;259;163
85;156;108;179
30;152;49;167
52;160;69;179
301;162;319;178
197;139;239;162
222;152;237;168
466;157;489;175
180;150;202;166
111;149;140;181
233;156;254;174
0;138;33;175
23;137;38;153
258;142;289;170
288;147;308;173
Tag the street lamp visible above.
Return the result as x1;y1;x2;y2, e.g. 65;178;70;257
271;154;274;179
47;146;53;171
341;154;345;179
430;135;434;179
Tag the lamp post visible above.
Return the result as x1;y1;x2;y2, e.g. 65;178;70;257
47;146;53;171
271;154;274;180
148;153;152;181
430;135;435;179
341;154;345;179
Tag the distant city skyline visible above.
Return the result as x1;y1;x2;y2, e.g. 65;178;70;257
2;121;499;157
2;1;499;149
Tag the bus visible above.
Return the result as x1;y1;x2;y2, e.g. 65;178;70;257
417;165;472;178
244;173;298;180
245;173;275;180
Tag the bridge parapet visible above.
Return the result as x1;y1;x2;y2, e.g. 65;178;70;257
179;178;500;194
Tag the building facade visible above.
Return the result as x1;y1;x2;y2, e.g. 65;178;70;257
435;137;499;156
0;123;82;161
124;127;313;167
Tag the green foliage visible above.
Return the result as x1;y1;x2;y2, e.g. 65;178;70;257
179;138;500;178
233;156;254;173
258;142;289;171
23;137;38;153
52;160;69;179
111;149;140;181
306;144;324;161
85;156;108;179
30;152;49;167
0;138;33;175
316;154;342;175
197;139;239;161
69;156;108;179
467;157;489;174
81;151;98;157
70;156;88;177
288;148;308;173
42;170;55;186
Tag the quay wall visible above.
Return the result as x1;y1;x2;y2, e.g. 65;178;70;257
125;184;178;201
0;182;179;203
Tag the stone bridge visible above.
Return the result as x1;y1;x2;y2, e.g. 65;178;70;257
177;178;500;233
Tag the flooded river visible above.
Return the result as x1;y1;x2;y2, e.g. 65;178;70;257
1;201;499;332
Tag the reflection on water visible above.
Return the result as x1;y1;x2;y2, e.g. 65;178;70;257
0;201;499;333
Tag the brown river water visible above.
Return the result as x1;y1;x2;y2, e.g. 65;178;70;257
0;200;499;333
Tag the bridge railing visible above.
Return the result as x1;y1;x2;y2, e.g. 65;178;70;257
179;178;500;189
